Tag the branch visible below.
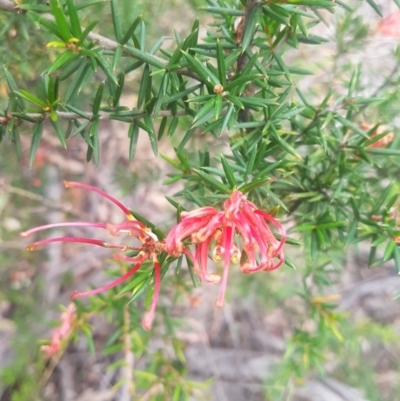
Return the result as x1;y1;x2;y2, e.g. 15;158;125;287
2;182;82;216
0;0;201;81
13;109;188;122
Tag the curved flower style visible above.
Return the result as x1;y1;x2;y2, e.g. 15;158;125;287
165;190;286;308
42;303;77;358
20;181;163;331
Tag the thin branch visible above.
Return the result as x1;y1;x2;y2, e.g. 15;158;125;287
13;109;188;122
1;182;81;216
0;0;201;81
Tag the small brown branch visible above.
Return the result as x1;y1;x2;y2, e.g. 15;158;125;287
13;109;188;122
0;0;202;82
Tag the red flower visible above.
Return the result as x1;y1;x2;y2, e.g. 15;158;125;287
20;181;163;331
165;189;286;307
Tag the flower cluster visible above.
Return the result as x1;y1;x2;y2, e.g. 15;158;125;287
166;190;286;307
20;181;163;331
21;184;286;329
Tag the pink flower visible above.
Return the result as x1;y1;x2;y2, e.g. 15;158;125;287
20;181;163;331
377;12;400;37
165;189;286;307
41;303;76;358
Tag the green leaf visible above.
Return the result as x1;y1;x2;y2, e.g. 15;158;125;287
286;0;334;6
29;121;44;167
3;66;19;105
270;126;302;159
157;116;168;140
112;45;122;73
75;0;106;11
125;47;165;69
193;168;230;193
241;4;260;53
121;16;141;45
110;0;122;42
181;51;219;86
224;73;261;92
128;120;139;162
152;73;168;116
238;176;278;194
168;27;198;67
50;0;72;42
177;129;195;152
199;6;243;16
136;117;158;156
12;127;22;161
92;82;105;115
138;19;146;50
216;39;227;87
192;98;215;126
48;51;80;74
214;95;223;120
16;90;47;107
221;103;234;133
51;119;67;148
225;94;244;109
272;52;291;81
384;240;396;262
167;117;179;137
393;245;400;274
367;148;400;156
144;114;158;156
129;210;165;240
90;118;100;165
64;104;91;119
18;4;51;11
365;0;382;16
240;97;277;108
66;0;82;37
47;75;59;105
96;53;119;85
71;121;90;138
112;71;125;108
348;65;361;98
220;155;236;189
28;11;64;41
80;20;99;41
137;64;150;108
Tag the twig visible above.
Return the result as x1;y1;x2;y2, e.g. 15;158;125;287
1;182;80;215
0;0;201;82
13;109;187;122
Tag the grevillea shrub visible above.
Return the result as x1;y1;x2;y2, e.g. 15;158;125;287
1;0;400;399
